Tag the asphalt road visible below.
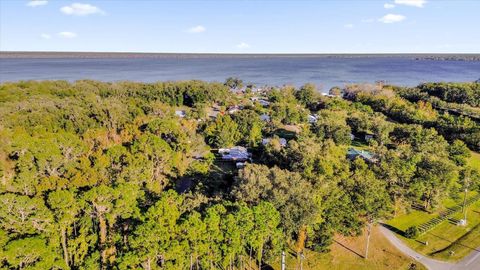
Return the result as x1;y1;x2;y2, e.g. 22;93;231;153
379;225;480;270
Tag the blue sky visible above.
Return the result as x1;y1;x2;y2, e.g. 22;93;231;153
1;0;479;53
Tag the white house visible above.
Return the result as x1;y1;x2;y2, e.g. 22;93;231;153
175;110;186;118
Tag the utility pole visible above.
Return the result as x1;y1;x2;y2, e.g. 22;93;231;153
462;170;471;226
190;254;193;270
249;248;252;269
281;251;286;270
300;251;304;270
463;187;468;224
365;221;372;259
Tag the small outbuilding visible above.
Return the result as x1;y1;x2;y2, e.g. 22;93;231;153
262;137;287;147
175;110;186;118
260;114;271;122
353;131;375;142
227;105;244;114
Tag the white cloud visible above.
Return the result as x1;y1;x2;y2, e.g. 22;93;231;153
40;33;51;39
384;3;396;9
379;14;406;23
187;25;206;33
27;0;48;7
60;3;105;16
236;42;250;49
58;32;77;38
344;24;354;29
394;0;427;8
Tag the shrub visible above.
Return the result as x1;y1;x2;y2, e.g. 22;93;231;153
405;226;419;238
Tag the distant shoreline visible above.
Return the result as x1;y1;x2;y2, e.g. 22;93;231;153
1;51;480;61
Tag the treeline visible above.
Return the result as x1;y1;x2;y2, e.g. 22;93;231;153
417;82;480;107
0;80;232;134
343;83;480;151
1;190;282;270
0;80;479;269
395;86;480;120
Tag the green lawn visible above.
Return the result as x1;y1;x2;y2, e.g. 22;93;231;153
387;200;480;262
430;217;480;261
388;209;437;231
388;191;479;231
350;139;370;150
468;151;480;172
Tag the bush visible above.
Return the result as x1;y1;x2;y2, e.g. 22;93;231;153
405;226;419;238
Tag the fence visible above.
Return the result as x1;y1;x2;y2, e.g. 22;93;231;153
417;193;480;234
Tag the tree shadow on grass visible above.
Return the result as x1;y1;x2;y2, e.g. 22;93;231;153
380;223;429;246
333;239;365;259
380;223;406;237
428;226;480;256
448;217;460;225
411;203;431;213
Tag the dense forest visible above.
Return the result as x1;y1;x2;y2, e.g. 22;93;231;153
0;79;479;270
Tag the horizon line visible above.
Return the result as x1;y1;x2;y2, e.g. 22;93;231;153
2;51;480;61
2;51;480;55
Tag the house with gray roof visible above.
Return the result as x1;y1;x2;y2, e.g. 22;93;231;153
347;148;377;163
219;146;251;162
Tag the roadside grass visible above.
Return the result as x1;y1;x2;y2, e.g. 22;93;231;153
430;221;480;261
387;200;480;262
268;226;426;270
468;151;480;172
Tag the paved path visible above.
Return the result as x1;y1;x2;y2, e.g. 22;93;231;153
457;247;480;270
379;225;480;270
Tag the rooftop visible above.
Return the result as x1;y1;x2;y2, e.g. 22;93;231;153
347;148;376;162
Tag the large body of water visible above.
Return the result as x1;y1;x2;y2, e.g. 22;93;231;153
1;55;479;91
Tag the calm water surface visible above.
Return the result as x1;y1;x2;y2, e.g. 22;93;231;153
1;56;479;90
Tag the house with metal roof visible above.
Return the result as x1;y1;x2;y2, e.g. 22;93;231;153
219;146;251;161
258;99;271;107
346;148;377;163
260;114;271;122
